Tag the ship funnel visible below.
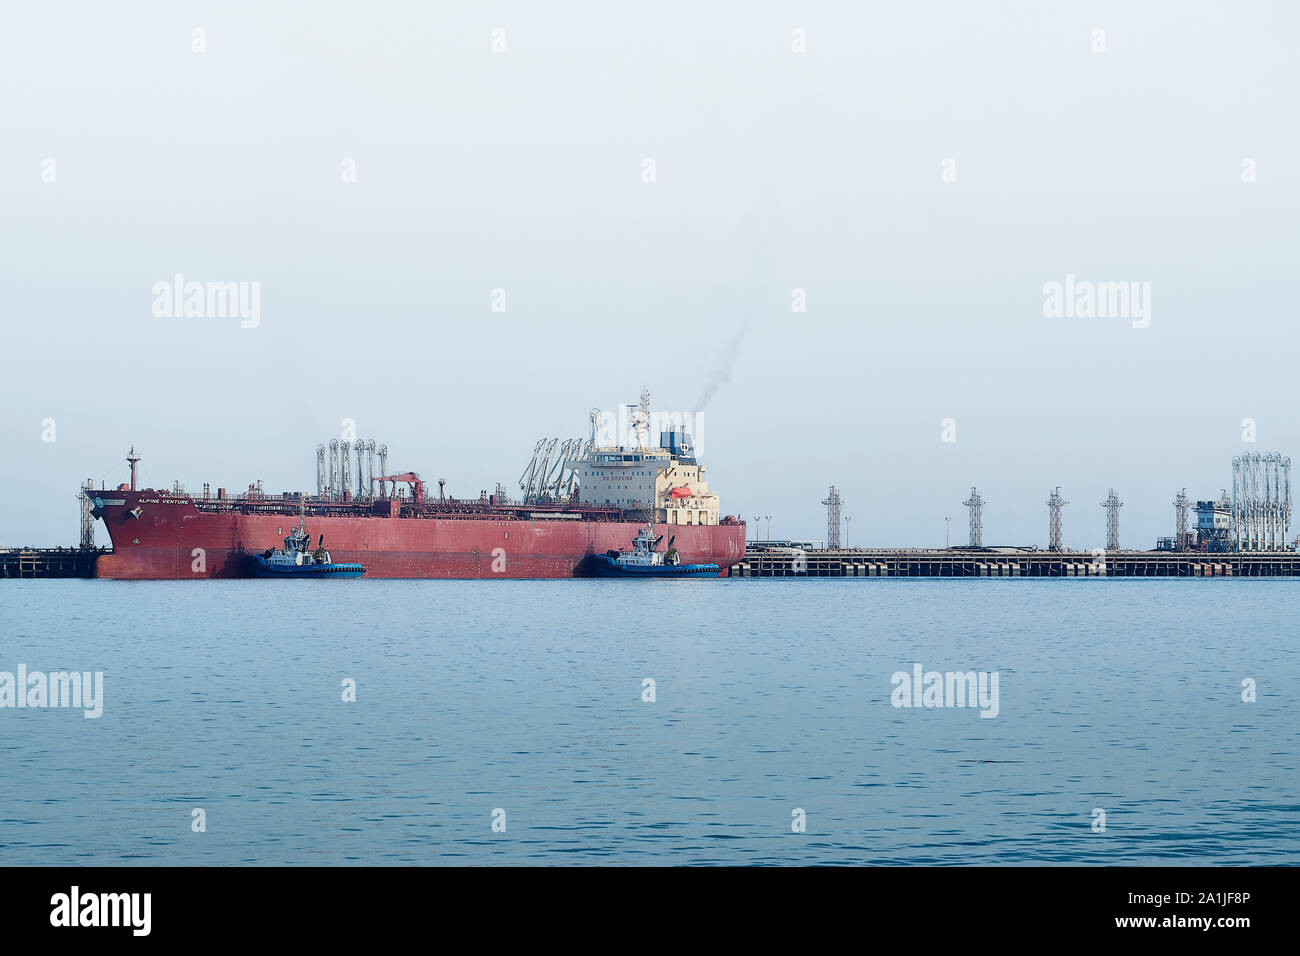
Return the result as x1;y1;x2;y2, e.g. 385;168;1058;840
659;425;694;460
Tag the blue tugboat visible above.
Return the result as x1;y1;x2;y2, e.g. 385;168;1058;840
590;524;719;578
250;520;365;578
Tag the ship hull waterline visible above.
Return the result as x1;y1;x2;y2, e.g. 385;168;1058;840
89;492;746;580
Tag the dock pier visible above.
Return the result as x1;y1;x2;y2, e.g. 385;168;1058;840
731;548;1300;578
3;546;1298;579
0;548;105;579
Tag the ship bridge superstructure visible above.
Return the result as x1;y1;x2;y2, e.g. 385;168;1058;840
570;392;721;526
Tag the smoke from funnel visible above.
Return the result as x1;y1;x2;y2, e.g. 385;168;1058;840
694;320;749;413
693;216;772;413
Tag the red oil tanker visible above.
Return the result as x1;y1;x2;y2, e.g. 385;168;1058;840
87;401;745;580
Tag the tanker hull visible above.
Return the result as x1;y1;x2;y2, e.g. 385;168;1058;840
89;491;745;580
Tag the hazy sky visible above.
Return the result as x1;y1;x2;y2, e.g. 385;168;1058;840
2;1;1297;549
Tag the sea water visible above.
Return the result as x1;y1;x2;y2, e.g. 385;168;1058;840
0;579;1294;865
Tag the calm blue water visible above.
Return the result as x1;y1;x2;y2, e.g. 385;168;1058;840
0;579;1295;865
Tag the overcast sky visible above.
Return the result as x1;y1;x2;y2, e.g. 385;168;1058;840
2;1;1297;549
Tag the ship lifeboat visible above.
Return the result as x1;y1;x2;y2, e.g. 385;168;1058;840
669;486;693;499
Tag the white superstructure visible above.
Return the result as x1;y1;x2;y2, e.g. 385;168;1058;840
571;392;721;526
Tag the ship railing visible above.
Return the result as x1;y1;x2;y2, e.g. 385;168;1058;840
190;493;637;523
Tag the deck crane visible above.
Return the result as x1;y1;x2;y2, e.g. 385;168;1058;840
517;439;546;502
374;473;424;502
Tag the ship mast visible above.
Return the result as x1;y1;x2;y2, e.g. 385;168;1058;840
126;446;141;491
636;388;652;451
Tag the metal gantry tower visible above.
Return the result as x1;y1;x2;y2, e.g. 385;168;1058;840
1101;489;1122;551
822;486;843;549
79;479;95;549
1047;486;1068;551
962;487;984;547
1174;488;1189;548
